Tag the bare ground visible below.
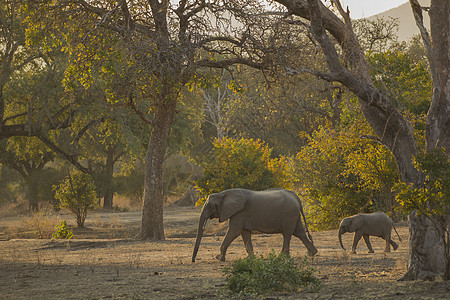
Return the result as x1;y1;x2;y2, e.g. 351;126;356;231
0;205;449;299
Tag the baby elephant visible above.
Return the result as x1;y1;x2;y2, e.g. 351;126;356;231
338;212;402;254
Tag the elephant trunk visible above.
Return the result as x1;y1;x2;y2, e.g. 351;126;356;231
192;210;209;262
338;227;346;250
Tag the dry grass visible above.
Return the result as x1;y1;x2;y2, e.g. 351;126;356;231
96;196;142;211
24;209;60;239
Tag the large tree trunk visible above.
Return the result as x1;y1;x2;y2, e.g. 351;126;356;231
139;93;177;241
26;172;40;212
403;0;450;280
275;0;450;280
137;0;176;241
400;212;448;280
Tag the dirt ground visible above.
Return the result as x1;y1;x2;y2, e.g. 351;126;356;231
0;205;449;299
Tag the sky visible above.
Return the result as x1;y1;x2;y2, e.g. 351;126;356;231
339;0;408;19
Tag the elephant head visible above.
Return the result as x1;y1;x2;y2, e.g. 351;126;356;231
338;214;363;250
192;189;246;262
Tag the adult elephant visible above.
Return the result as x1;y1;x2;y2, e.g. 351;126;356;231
192;188;318;262
338;212;402;254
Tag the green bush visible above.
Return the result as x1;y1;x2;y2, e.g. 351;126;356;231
294;126;401;230
52;219;73;239
394;147;450;216
53;170;98;228
195;137;294;206
222;252;321;297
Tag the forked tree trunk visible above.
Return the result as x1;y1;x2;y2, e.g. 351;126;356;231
139;93;178;241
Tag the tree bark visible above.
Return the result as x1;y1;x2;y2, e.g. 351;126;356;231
400;212;448;280
422;0;450;155
26;171;40;212
139;91;178;241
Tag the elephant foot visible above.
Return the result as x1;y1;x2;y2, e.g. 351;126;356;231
308;248;318;256
393;243;399;251
368;250;374;253
350;250;356;254
215;254;226;261
384;249;391;253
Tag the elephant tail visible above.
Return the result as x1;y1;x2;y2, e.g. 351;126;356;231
297;194;313;242
392;223;403;242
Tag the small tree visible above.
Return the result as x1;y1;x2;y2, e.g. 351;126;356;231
53;170;98;228
195;137;294;205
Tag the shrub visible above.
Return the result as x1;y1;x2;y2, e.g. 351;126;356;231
222;252;321;297
394;147;450;216
195;137;294;206
52;219;73;239
294;126;401;230
53;170;98;228
26;209;56;238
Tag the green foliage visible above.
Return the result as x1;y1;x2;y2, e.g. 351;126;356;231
394;148;450;216
52;219;73;239
222;252;321;297
368;50;431;115
53;170;98;228
294;123;400;230
195;137;294;205
345;141;400;215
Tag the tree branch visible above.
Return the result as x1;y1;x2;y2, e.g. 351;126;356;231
36;134;90;174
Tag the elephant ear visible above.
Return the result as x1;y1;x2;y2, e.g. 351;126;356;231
219;189;246;222
349;215;364;232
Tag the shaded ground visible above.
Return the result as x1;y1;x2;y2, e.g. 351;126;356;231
0;206;449;299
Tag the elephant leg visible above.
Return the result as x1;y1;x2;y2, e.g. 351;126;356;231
241;229;254;257
351;231;363;254
362;234;374;253
217;227;241;261
383;234;393;252
293;227;318;256
281;233;292;255
389;239;399;251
